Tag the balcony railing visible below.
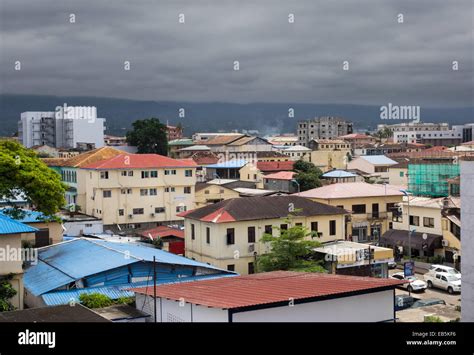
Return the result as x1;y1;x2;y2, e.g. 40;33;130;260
367;212;388;220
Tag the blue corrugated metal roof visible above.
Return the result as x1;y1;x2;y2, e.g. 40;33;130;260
0;214;38;235
41;274;238;306
323;170;357;178
361;155;397;165
0;208;48;223
205;160;248;168
25;238;234;296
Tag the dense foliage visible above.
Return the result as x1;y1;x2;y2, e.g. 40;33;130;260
293;160;323;191
126;118;168;155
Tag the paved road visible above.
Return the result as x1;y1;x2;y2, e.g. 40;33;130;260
389;269;461;307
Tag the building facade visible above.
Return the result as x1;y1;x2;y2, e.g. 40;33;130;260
19;108;105;149
297;117;353;146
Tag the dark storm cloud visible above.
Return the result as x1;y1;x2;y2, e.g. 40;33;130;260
0;0;472;106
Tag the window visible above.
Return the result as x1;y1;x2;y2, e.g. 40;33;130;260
409;215;420;226
133;208;144;215
165;169;177;175
155;207;165;213
118;209;124;216
140;189;148;196
264;225;272;235
141;171;149;179
185;170;193;177
176;206;187;213
280;224;288;231
149;188;157;196
248;262;255;274
165;187;176;192
248;226;256;243
128;171;134;177
352;204;366;214
423;217;435;228
150;171;158;178
103;190;112;198
204;190;210;194
311;221;319;232
191;224;195;240
100;171;109;179
121;171;127;176
329;220;336;236
184;186;191;194
226;228;235;245
206;227;210;244
295;223;303;227
227;264;235;272
399;171;404;177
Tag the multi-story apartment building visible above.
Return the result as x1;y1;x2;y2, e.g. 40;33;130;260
18;107;105;149
378;122;474;146
348;155;398;182
181;195;348;275
297;116;353;146
297;182;404;243
78;153;197;231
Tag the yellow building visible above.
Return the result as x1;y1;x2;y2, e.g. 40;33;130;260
308;139;352;172
296;182;404;243
387;196;460;263
77;153;197;231
0;215;38;310
388;161;408;187
195;182;240;207
181;195;348;275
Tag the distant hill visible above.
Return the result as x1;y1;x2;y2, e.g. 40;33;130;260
1;94;472;137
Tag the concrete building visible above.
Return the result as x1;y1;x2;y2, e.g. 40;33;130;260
133;271;404;322
278;145;311;161
348;155;398;182
18;107;105;149
322;170;362;183
180;195;348;275
388;161;409;186
78;153;198;231
297;116;353;146
195;182;240;207
461;157;474;322
308;139;352;172
263;171;297;193
0;214;38;310
296;182;404;243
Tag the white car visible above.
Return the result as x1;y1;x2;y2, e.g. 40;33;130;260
390;272;427;293
427;265;461;281
424;272;461;294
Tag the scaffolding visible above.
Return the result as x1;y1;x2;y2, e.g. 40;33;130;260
408;163;460;197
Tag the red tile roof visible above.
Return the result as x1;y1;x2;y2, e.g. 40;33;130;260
82;153;197;169
177;195;347;223
263;171;295;180
257;161;294;172
132;271;405;309
139;226;184;240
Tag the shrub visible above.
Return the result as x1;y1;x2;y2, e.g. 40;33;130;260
79;293;113;309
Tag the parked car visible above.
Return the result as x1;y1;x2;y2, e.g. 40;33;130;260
411;298;446;309
427;265;461;280
395;295;419;311
388;261;398;269
424;272;461;294
390;272;427;292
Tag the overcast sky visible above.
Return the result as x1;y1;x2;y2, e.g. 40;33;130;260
1;0;472;107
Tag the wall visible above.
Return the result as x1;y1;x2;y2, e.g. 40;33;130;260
0;233;25;310
185;214;346;275
63;219;104;237
233;290;394;322
389;167;408;186
392;204;443;236
310;149;350;172
195;185;240;207
461;160;474;322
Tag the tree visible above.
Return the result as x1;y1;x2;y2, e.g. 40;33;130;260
257;215;326;273
0;140;66;217
0;275;17;312
293;160;323;191
126;118;168;155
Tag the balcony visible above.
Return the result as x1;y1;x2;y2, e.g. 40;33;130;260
367;212;388;220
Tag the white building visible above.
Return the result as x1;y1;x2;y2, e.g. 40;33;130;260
18;107;105;149
461;157;474;322
134;271;404;322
